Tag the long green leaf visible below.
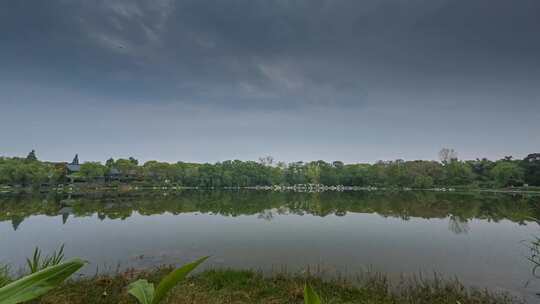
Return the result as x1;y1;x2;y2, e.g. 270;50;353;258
26;247;41;274
128;279;155;304
152;256;208;304
304;284;322;304
0;258;85;304
0;265;10;288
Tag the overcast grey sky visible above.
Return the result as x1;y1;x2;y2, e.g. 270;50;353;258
1;0;539;163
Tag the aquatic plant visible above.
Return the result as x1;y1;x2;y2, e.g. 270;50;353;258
0;258;85;304
524;218;540;279
128;256;209;304
26;244;65;274
527;236;540;278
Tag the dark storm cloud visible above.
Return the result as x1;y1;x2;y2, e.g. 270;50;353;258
2;0;538;106
1;0;539;162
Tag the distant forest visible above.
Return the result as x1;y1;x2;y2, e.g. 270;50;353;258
1;149;539;188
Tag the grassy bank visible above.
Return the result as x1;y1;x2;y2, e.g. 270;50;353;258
30;268;521;304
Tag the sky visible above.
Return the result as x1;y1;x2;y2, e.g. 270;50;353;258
1;0;539;164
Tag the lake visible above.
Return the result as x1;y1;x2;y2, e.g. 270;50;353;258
1;190;539;300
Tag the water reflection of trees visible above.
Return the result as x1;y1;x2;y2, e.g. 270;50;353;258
1;191;539;234
448;215;470;234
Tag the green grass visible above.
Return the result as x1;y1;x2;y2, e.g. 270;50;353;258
33;268;521;304
0;264;10;288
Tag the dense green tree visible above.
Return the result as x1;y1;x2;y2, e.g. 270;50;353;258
284;162;308;185
467;158;495;184
0;157;49;186
114;159;140;175
522;154;540;186
405;161;444;186
491;161;524;187
413;175;434;188
79;162;107;180
345;164;372;186
385;160;410;187
49;164;67;184
444;161;474;186
142;161;176;182
1;151;539;189
365;162;388;186
320;164;340;185
306;162;322;184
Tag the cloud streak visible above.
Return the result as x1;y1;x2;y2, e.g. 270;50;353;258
1;0;539;162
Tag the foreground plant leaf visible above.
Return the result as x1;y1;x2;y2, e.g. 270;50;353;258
152;256;209;304
304;284;322;304
0;258;85;304
26;244;65;274
128;279;155;304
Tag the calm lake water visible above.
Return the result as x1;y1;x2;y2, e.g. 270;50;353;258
1;190;539;300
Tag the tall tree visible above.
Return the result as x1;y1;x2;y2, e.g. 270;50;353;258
26;150;37;162
105;158;115;168
522;153;540;186
491;161;524;187
79;162;107;180
129;157;139;166
444;161;473;185
439;148;458;165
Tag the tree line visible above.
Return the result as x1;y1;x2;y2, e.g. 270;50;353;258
0;149;539;188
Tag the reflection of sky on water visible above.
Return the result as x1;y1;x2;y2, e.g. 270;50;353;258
1;210;539;300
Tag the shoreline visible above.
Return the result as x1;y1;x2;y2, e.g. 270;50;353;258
3;267;525;304
1;184;540;196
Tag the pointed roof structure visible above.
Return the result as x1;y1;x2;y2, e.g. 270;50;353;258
67;154;81;173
